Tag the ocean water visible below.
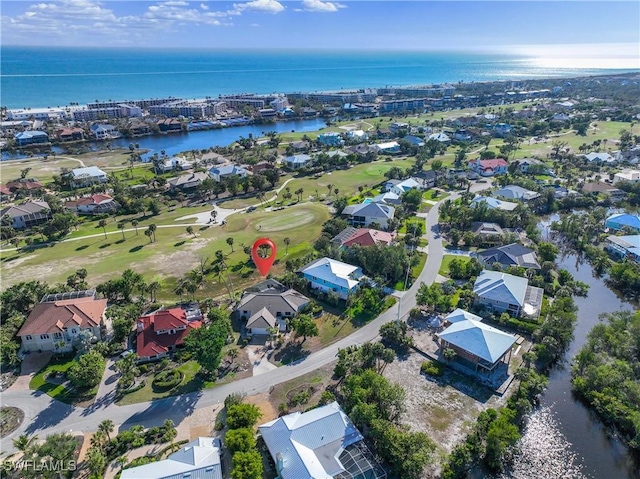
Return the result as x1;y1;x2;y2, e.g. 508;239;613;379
1;46;637;109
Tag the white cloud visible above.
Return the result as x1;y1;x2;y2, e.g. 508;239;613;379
233;0;285;14
200;3;209;10
299;0;345;13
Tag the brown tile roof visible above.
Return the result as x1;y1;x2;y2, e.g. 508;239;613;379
135;309;201;358
342;228;395;248
17;296;107;336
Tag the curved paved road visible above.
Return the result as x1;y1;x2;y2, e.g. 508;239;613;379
0;186;484;453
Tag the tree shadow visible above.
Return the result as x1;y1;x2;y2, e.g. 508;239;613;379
24;391;74;434
129;245;144;253
75;245;89;251
99;243;112;249
199;226;210;231
115;239;126;245
174;241;186;247
272;342;310;365
120;389;203;432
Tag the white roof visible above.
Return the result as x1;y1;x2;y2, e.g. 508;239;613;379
428;132;451;142
494;185;540;201
473;270;528;307
584;152;616;163
301;257;362;290
471;196;518;211
258;402;363;479
374;141;400;149
438;315;516;364
71;166;106;178
394;178;420;191
121;437;222;479
372;192;401;204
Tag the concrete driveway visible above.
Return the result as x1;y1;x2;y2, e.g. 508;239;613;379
7;351;51;392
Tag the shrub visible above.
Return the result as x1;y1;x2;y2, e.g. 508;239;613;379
421;361;445;377
152;370;182;390
225;392;246;409
227;403;263;429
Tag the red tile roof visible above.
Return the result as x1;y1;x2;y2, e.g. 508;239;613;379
17;296;107;336
136;308;201;358
343;228;396;248
476;158;508;169
66;194;114;207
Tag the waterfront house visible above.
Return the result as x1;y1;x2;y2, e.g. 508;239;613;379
300;257;365;299
342;202;395;229
65;194;120;215
121;437;222;479
468;158;508;177
259;401;386;479
473;270;543;319
157;118;183;132
373;141;401;154
470;196;518;211
493;185;540;201
90;123;121;140
476;243;541;270
158;156;193;173
55;127;84;142
17;291;106;353
605;213;640;233
437;310;517;372
283;154;312;170
136;305;203;362
208;164;248;182
70;166;108;188
581;182;626;200
14;131;49;146
236;282;310;335
0;200;51;229
605;235;640;262
471;222;505;246
167;172;209;191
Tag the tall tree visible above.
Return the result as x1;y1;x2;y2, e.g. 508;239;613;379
98;219;108;239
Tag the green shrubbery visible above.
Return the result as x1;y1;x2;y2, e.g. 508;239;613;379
421;361;445;377
152;370;182;390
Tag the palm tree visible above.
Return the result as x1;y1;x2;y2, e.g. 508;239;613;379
91;429;108;450
98;219;108;239
144;229;153;243
227;346;239;365
98;419;115;442
131;220;139;235
210;210;218;223
283;237;291;255
334;188;339;197
186;226;195;237
326;183;334;196
117;222;126;240
147;281;161;302
226;237;234;252
13;434;38;456
149;223;157;242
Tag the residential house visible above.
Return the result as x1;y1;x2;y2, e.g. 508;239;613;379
0;201;51;229
157;118;183;132
258;108;277;119
605;213;640;233
317;132;344;147
158;156;193;173
476;243;541;270
208;164;248;182
2;178;43;194
326;150;349;162
14;131;49;146
414;169;437;188
283;154;312;170
518;158;549;174
428;132;451;143
581;182;626;200
136;306;203;362
404;135;426;147
341;228;396;248
613;169;640;184
373;141;401;154
347;144;375;156
70;166;108;188
55;127;84;142
389;122;409;132
90;123;121;140
300;257;365;299
342;202;395;229
121;437;222;479
259;401;386;479
605;235;640;263
469;158;509;177
584;152;616;164
236;283;310;335
453;129;473;142
437;309;517;372
493;123;513;137
386;178;421;196
470;196;518;211
346;129;367;142
167;172;209;191
65;194;120;215
473;270;544;319
289;140;310;151
494;185;540;201
371;191;402;205
472;222;505;245
17;291;107;353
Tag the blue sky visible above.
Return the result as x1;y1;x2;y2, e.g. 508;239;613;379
2;1;639;59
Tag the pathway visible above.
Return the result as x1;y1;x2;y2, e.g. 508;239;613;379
0;183;490;453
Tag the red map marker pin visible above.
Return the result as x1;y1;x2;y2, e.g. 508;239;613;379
251;238;277;276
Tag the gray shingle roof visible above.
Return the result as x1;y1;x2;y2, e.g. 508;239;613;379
342;202;395;220
477;243;541;269
237;289;310;317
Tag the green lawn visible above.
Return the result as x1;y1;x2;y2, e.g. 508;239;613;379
393;252;427;290
398;217;426;235
423;190;449;201
438;254;470;277
30;356;99;405
1;203;329;301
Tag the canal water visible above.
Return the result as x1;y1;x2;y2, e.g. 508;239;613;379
1;117;328;161
500;220;639;478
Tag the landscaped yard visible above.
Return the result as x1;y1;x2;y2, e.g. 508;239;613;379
30;356;99;405
439;254;471;277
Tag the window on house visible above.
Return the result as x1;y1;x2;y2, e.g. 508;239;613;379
54;332;62;339
25;335;33;341
40;334;50;340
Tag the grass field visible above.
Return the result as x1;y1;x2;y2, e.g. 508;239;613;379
438;254;470;277
1;203;330;300
30;356;98;405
